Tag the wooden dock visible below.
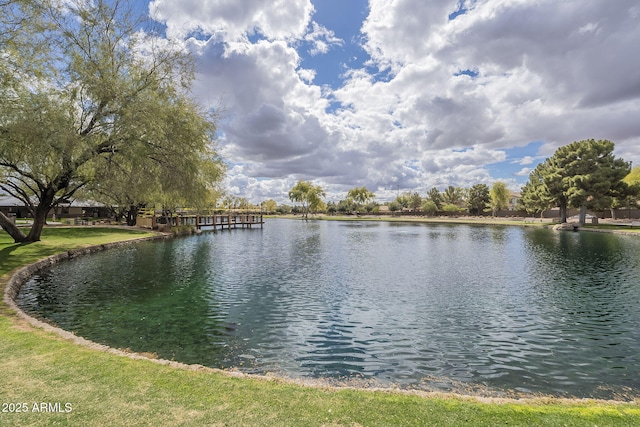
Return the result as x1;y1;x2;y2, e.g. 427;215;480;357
162;213;264;230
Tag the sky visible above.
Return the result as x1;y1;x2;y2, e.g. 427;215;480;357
145;0;640;204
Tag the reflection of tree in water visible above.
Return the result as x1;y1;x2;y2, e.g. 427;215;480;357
520;228;640;399
19;237;237;366
523;228;637;288
522;228;640;319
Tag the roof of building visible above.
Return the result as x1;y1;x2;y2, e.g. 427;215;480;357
0;195;106;208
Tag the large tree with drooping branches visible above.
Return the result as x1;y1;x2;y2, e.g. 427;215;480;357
0;0;224;242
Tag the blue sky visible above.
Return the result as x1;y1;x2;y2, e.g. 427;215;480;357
302;0;368;88
145;0;640;203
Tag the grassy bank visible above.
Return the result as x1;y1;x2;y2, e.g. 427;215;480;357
273;214;552;226
0;227;155;283
276;214;640;234
1;227;639;426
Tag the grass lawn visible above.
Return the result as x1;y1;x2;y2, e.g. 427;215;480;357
1;226;639;426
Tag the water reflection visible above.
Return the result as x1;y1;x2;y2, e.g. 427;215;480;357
17;220;640;399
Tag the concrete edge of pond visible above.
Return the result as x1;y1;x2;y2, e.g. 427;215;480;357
2;226;639;406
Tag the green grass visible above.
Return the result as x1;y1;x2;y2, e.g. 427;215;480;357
1;227;639;426
0;227;154;279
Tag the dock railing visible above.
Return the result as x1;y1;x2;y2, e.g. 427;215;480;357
153;212;264;230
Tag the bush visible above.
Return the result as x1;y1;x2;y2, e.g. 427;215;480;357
171;225;197;235
442;203;463;214
421;200;438;215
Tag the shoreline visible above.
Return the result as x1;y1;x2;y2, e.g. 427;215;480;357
2;225;639;407
273;214;640;234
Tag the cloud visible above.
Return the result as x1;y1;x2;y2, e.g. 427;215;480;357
517;156;535;165
304;22;344;56
442;0;640;109
149;0;314;41
361;0;454;70
149;0;640;204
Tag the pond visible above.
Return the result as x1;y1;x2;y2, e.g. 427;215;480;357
16;219;640;399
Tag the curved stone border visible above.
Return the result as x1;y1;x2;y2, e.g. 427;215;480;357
2;228;637;404
1;231;283;378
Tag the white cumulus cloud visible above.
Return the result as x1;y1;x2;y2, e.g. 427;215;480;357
147;0;640;203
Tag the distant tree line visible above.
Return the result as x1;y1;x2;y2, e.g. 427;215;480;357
281;180;514;218
282;140;640;224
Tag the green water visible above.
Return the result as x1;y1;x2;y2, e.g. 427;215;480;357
17;219;640;399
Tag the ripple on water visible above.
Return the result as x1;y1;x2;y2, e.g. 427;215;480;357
15;220;640;399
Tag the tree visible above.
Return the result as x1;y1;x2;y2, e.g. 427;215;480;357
288;180;325;219
426;187;442;210
364;202;378;213
442;186;465;207
618;166;640;219
520;164;554;217
84;153;152;226
277;204;292;215
442;203;463;214
337;198;354;214
624;166;640;188
520;139;630;223
421;200;438;216
489;182;510;217
236;197;251;210
0;0;224;242
346;186;375;212
560;140;629;224
408;192;422;212
221;196;238;210
261;199;278;214
1;1;48;89
467;184;490;215
522;157;570;222
326;201;337;215
83;118;224;225
310;198;326;215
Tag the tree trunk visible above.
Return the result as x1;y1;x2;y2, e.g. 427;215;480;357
26;209;48;242
610;208;617;220
126;205;139;226
22;188;57;242
578;204;587;225
559;200;568;223
0;211;28;243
